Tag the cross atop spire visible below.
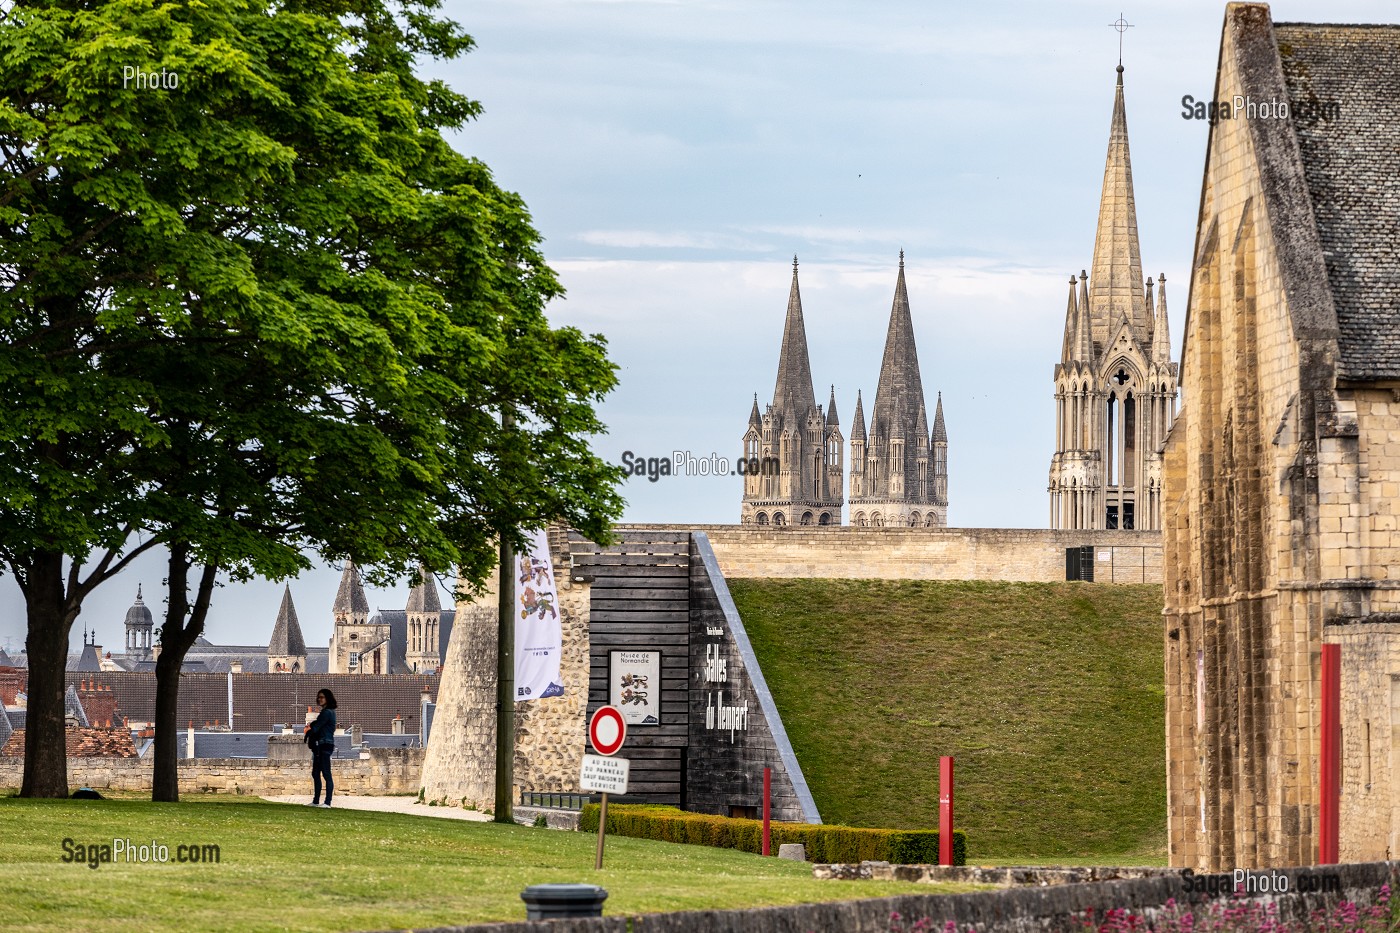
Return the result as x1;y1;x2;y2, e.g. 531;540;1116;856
1110;13;1133;68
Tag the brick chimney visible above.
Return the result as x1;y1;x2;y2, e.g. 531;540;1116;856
77;680;119;730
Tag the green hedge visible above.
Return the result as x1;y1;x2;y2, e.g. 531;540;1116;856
579;803;966;865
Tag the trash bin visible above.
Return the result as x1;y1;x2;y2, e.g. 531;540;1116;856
520;883;609;919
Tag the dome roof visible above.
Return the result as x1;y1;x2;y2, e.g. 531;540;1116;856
125;585;154;628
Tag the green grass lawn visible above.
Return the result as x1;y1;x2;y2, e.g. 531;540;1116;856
0;796;982;933
730;579;1167;864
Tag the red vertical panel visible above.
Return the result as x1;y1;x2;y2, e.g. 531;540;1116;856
1319;644;1341;864
762;767;771;856
939;756;954;866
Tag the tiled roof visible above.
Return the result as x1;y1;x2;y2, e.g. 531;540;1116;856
2;727;138;758
1276;24;1400;380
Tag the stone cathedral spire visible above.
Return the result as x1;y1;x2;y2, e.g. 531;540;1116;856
741;257;843;526
1049;64;1178;532
849;252;948;528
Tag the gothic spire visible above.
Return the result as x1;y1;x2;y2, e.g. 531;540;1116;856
748;393;761;429
269;585;306;656
406;567;441;614
771;255;818;415
333;561;370;615
870;253;926;440
1088;64;1147;351
851;390;867;442
1060;274;1080;364
932;392;947;443
825;385;839;426
1152;273;1172;364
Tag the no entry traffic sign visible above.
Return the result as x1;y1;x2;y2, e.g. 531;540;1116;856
589;705;627;756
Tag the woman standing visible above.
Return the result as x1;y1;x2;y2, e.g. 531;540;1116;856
303;689;338;807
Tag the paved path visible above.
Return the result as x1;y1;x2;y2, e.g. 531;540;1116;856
261;795;494;822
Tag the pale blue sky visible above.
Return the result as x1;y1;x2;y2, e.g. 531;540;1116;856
1;0;1391;655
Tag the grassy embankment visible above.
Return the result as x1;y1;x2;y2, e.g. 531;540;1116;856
0;796;979;932
731;579;1167;864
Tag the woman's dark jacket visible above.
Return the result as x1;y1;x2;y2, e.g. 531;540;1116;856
305;708;337;749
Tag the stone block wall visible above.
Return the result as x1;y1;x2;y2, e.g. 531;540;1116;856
416;861;1398;933
1323;622;1400;862
0;747;423;796
622;524;1161;583
421;527;589;810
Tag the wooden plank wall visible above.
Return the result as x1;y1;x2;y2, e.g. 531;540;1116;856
569;529;690;806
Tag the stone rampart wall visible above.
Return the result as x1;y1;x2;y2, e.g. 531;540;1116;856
0;747;423;796
618;524;1162;584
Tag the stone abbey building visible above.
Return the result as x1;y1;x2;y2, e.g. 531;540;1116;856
1048;63;1179;531
740;255;948;527
1163;3;1400;869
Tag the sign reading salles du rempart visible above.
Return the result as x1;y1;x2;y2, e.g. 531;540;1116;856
579;754;629;795
702;623;749;742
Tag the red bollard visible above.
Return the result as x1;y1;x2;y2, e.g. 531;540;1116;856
939;756;954;866
1320;644;1340;864
762;767;772;855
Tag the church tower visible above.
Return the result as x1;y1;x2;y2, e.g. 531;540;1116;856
740;257;844;526
267;585;307;673
849;253;948;527
329;561;390;674
1049;64;1178;531
123;585;153;659
405;567;441;673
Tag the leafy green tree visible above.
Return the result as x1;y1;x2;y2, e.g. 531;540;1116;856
0;0;624;799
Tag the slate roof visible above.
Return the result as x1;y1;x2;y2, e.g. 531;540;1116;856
73;643;103;673
1275;24;1400;381
7;709;24;731
268;585;307;656
64;684;89;726
333;562;371;615
193;732;269;758
374;610;455;671
405;570;442;614
0;706;11;746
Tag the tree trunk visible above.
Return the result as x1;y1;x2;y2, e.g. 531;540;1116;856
152;544;218;802
19;551;76;798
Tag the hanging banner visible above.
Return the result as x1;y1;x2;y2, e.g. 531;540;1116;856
515;528;564;701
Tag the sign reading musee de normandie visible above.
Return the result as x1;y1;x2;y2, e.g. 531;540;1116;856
610;650;660;725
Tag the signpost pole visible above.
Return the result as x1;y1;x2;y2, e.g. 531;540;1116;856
594;792;609;870
493;410;515;825
762;767;771;856
939;756;954;866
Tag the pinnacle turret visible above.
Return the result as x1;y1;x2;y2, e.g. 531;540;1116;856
826;386;839;427
932;393;947;444
1152;274;1172;364
851;390;867;442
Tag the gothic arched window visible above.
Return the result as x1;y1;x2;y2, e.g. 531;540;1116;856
756;512;768;526
800;511;813;526
773;512;786;526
